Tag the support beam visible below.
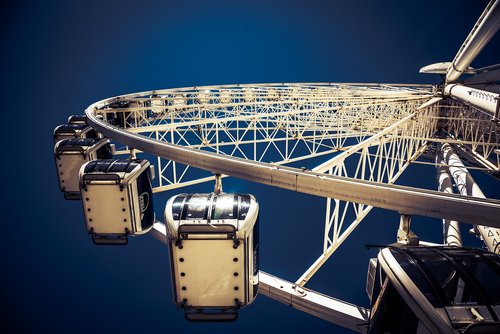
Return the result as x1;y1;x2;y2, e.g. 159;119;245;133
151;223;370;333
296;142;429;288
259;271;369;333
444;84;500;117
436;144;462;247
396;214;419;246
152;175;227;193
453;144;499;173
464;67;500;86
150;222;168;245
312;112;415;173
441;143;500;253
446;0;500;83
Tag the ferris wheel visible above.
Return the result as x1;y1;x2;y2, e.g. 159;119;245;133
53;1;500;333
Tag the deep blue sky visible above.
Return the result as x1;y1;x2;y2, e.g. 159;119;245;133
2;1;499;333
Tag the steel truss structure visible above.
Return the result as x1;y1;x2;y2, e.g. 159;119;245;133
82;80;500;330
106;84;435;191
62;1;499;331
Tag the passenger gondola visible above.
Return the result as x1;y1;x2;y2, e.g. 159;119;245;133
54;138;114;199
79;159;155;245
366;245;500;333
164;192;259;321
100;100;147;127
67;114;88;124
53;123;98;143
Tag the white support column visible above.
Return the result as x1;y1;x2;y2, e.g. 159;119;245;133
396;214;419;246
436;144;462;247
446;0;500;83
444;84;499;117
442;143;500;253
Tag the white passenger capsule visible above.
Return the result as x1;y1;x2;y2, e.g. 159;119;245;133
67;114;88;124
196;90;210;104
150;95;166;115
164;193;259;321
53;123;98;143
173;94;187;110
54;138;114;200
242;88;256;102
100;100;130;127
219;90;231;104
367;245;500;333
79;159;155;245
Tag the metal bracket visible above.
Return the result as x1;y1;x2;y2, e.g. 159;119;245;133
214;173;223;194
396;214;419;246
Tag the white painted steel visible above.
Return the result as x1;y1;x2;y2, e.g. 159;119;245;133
297;114;433;286
96;84;440;197
78;82;499;331
437;101;499;162
420;62;454;74
444;84;500;116
446;0;500;83
86;104;500;227
464;68;500;86
57;1;500;329
151;221;168;245
417;97;442;110
441;143;500;253
259;271;369;333
436;144;462;247
452;144;499;174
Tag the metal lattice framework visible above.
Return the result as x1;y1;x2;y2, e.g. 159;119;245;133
80;82;500;332
438;101;499;168
100;84;435;192
47;0;500;332
88;82;499;283
63;1;500;331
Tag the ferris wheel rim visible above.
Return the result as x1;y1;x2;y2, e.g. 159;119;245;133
83;83;500;228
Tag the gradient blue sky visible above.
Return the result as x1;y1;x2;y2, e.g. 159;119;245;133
2;1;499;333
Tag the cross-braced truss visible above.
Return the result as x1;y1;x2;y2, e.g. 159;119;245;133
92;83;499;287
